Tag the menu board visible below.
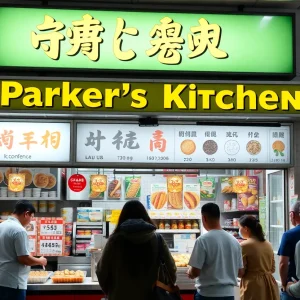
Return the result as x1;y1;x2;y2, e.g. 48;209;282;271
0;122;71;162
0;167;59;199
37;217;65;256
76;124;290;165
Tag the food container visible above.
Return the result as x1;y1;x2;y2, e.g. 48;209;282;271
41;191;49;198
178;220;185;230
76;244;85;251
30;201;38;212
77;230;85;236
39;201;47;213
77;208;103;223
192;220;198;229
61;208;74;223
28;271;53;284
48;201;56;213
185;220;192;229
224;200;231;211
92;230;101;235
84;230;92;235
158;220;165;230
164;221;170;230
51;271;86;283
171;220;178;230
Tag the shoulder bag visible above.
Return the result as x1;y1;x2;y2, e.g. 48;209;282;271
153;233;182;300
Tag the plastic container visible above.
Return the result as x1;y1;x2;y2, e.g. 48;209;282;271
28;271;53;284
61;208;73;223
51;271;86;283
39;201;47;213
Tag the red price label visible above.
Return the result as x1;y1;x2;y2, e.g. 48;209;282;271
68;174;86;192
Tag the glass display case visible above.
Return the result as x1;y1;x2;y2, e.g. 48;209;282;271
266;170;285;281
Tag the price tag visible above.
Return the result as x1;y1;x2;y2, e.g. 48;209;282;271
40;224;63;235
39;218;64;236
39;240;63;255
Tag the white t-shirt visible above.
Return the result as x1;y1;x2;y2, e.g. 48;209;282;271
189;229;243;297
0;217;30;290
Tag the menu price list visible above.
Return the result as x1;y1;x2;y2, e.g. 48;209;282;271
76;124;290;165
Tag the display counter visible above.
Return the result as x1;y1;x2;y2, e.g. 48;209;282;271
26;271;196;300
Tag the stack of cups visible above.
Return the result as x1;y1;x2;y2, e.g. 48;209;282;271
39;201;47;213
16;191;24;198
48;201;56;213
41;191;48;198
31;201;38;212
49;191;56;198
33;188;41;198
8;191;16;198
24;188;32;198
0;187;7;198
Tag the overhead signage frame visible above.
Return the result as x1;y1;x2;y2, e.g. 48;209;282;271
75;122;293;168
0;7;295;77
0;120;73;166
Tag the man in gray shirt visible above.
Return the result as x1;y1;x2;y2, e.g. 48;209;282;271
287;241;300;297
187;203;244;300
0;200;47;300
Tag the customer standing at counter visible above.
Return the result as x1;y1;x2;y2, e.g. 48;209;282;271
287;241;300;297
238;215;279;300
187;203;244;300
0;200;47;300
96;200;176;300
278;201;300;300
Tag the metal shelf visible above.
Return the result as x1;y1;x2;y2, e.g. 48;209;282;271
270;225;284;228
222;226;239;230
156;229;200;233
270;200;284;204
76;222;103;226
221;210;259;214
76;235;92;239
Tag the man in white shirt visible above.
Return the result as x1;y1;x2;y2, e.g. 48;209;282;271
187;203;244;300
0;200;47;300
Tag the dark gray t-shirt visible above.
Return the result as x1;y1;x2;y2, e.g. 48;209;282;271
189;229;243;297
0;217;30;289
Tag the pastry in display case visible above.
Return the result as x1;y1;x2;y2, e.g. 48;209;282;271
171;253;191;267
52;269;86;283
28;271;53;284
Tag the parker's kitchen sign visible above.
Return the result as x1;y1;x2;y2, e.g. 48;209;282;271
1;80;300;114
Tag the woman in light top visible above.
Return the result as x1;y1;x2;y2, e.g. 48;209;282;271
239;215;279;300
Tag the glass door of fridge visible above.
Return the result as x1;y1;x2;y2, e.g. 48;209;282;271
266;170;285;281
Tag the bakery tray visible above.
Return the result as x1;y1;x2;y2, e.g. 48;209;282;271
51;271;87;283
28;272;53;284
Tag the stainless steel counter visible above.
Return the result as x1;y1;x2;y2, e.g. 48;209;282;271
28;277;101;291
27;269;195;292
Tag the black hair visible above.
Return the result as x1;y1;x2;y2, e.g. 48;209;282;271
13;200;36;215
239;215;265;242
114;200;155;233
112;200;156;278
201;203;220;220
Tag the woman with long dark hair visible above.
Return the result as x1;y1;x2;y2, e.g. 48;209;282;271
239;215;279;300
96;200;176;300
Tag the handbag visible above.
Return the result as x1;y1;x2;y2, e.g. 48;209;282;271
153;233;182;300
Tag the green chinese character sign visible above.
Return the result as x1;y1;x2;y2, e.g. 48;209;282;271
0;7;294;74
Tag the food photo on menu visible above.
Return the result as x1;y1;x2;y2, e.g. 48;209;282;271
0;167;58;199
